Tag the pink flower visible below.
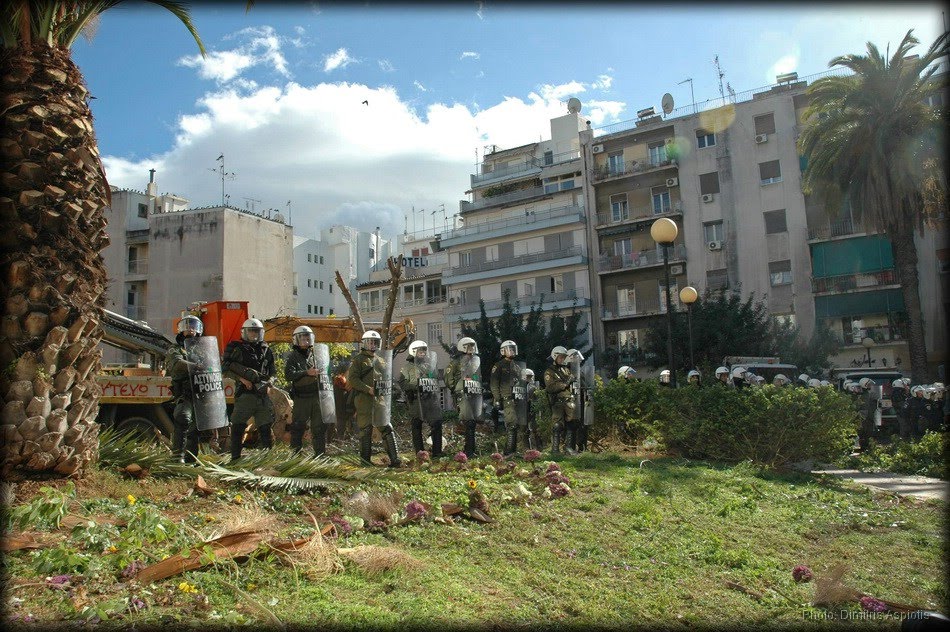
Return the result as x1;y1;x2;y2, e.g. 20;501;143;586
405;500;428;520
545;472;570;485
546;462;561;473
46;575;71;588
416;450;430;463
330;515;353;536
129;597;146;611
490;452;504;462
524;450;542;462
549;482;570;498
859;596;888;613
454;451;469;464
121;561;146;579
792;565;813;583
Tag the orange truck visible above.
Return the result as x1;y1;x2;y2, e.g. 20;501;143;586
96;301;414;440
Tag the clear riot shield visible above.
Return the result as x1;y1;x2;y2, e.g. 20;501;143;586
512;361;528;427
184;336;228;431
459;355;483;421
314;344;336;427
568;357;582;422
417;351;441;424
581;362;595;427
372;349;393;428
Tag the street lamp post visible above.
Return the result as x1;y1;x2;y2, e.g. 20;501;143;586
679;286;698;371
862;336;875;367
651;218;679;387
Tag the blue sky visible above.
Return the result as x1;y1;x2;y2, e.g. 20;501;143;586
71;2;946;241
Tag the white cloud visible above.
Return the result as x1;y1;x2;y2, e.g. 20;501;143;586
475;70;485;79
414;81;427;92
323;48;355;72
378;59;395;72
537;81;586;101
178;25;289;84
591;74;613;90
460;51;480;60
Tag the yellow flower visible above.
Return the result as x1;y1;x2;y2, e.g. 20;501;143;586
178;581;198;593
467;480;478;490
107;545;118;553
233;494;243;504
126;494;137;505
246;583;257;591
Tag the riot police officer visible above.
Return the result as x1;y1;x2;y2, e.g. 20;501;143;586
448;337;483;457
569;349;594;453
731;366;748;389
687;369;702;386
772;373;789;387
524;367;540;450
856;377;878;450
797;373;811;388
659;369;672;388
347;330;402;467
285;326;332;457
618;366;637;381
490;340;524;457
714;366;732;387
544;346;575;456
166;315;204;463
891;379;911;440
223;318;276;460
398;340;443;458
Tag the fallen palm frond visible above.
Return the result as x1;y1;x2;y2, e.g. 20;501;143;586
337;545;422;577
205;505;279;541
196;446;397;492
96;426;196;478
812;564;919;613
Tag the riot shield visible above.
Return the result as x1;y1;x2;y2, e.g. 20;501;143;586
459;355;483;421
372;349;393;428
314;344;336;427
511;361;528;427
184;336;228;431
568;357;582;422
581;362;595;427
417;351;441;423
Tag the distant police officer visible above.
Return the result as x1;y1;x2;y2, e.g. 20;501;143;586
490;340;523;457
659;369;672;388
891;379;911;440
523;367;541;450
618;366;637;381
166;315;204;463
714;366;731;387
544;346;575;456
347;330;402;467
223;318;276;460
772;373;790;387
731;366;748;389
285;326;332;457
446;337;482;457
399;340;443;458
687;370;702;386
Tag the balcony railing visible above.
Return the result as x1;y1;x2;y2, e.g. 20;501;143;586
461;185;547;214
127;259;148;275
125;306;147;321
596;201;682;227
835;324;908;346
811;269;899;294
591;158;677;182
442;205;583;241
443;245;584;279
541;149;581;167
360;296;447;314
598;244;687;273
602;291;675;319
472;151;581;185
446;288;587;316
807;218;858;241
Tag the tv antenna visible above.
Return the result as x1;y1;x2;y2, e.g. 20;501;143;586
714;55;726;101
243;197;262;213
210;153;236;206
677;78;696;114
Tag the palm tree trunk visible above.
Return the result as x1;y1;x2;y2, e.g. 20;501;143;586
0;44;110;478
889;222;930;383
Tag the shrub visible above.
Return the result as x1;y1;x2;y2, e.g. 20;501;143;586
590;379;664;445
843;431;947;479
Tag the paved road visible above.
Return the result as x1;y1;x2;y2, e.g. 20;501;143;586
811;468;947;501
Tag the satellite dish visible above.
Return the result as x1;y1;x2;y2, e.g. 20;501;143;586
661;93;675;115
567;97;582;114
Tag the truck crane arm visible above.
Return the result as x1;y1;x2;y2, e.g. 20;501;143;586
99;308;174;366
262;316;415;354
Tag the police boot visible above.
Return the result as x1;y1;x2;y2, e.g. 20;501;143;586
504;425;518;458
183;432;199;465
410;418;425;453
551;427;563;455
311;423;327;457
577;425;589;453
230;424;246;461
565;424;578;455
382;427;402;467
464;420;477;457
359;428;373;465
431;422;444;459
289;423;305;454
171;425;186;463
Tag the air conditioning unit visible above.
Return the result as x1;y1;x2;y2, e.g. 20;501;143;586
669;264;684;276
755;133;769;144
591;144;605;154
448;297;457;304
708;240;723;251
701;193;714;203
666;177;679;188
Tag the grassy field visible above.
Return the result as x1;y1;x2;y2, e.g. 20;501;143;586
3;448;946;630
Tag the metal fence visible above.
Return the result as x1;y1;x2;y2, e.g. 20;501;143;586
598;244;687;272
443;245;584;278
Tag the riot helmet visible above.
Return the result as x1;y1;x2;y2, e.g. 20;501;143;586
819;380;830;387
687;370;701;384
551;346;568;365
500;340;518;358
891;379;907;390
858;377;874;390
715;366;730;382
457;337;478;355
911;385;925;398
808;378;822;388
618;366;635;380
798;373;810;385
178;315;203;338
241;318;265;343
522;368;535;382
731;366;748;381
659;369;671;384
773;374;789;387
361;330;382;352
292;325;315;348
408;340;428;359
567;349;584;362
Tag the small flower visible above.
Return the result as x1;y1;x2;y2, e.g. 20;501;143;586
330;515;353;536
178;581;198;594
404;500;428;520
524;450;541;462
859;596;888;613
546;462;561;473
549;482;570;498
233;494;243;504
126;494;137;505
129;597;146;611
121;561;145;579
468;479;478;490
246;583;257;591
490;452;504;462
792;565;813;583
416;450;431;463
46;575;71;588
107;545;118;553
454;452;469;464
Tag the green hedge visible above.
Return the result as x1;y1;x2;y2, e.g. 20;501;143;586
842;431;947;479
591;382;859;468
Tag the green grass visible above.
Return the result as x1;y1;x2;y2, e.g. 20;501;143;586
3;452;945;630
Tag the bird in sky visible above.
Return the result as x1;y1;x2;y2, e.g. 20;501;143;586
362;100;369;106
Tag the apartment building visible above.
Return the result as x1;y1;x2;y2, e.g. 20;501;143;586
432;106;594;347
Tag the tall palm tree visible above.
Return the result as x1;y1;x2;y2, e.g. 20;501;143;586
0;2;204;478
798;29;948;384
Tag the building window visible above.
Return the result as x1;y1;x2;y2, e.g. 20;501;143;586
318;281;322;289
607;152;624;175
329;284;333;293
319;306;324;315
659;281;679;313
543;150;554;165
518;279;534;297
486;244;499;262
773;313;796;327
937;248;950;274
704;221;724;243
459;251;471;266
706;268;729;290
548;274;564;293
319;256;324;265
759;160;782;185
513;240;528;257
137;203;148;218
754;113;776;136
651;187;671;214
617;287;636;315
699;172;720;195
427;322;443;343
307;305;312;314
610;194;628;222
696;130;716;148
618;329;639;351
329;308;334;315
613;238;633;256
764;209;787;234
769;260;792;286
308;254;312;262
648;142;667;166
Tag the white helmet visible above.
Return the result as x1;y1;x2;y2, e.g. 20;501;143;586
798;373;810;384
847;381;863;394
901;377;912;387
457;337;478;354
659;369;671;384
911;385;925;397
567;348;584;362
858;377;874;390
551;346;568;364
500;340;518;358
408;340;428;358
292;325;314;348
618;366;635;379
819;380;830;388
744;371;757;383
773;374;788;386
715;366;730;379
807;378;821;388
522;368;535;381
361;330;382;352
177;315;203;337
891;379;907;389
731;366;747;380
241;318;265;343
687;370;701;383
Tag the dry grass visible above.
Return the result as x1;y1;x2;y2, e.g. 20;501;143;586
287;531;344;579
337;545;422;577
812;564;864;607
206;504;280;540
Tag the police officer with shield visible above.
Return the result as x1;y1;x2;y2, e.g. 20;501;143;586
347;331;402;467
523;367;540;450
544;346;575;456
452;337;483;457
223;318;276;460
490;340;525;458
570;349;594;453
398;340;443;458
285;326;336;456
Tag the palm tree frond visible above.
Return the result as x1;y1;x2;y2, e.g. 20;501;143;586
97;426;196;478
142;0;205;56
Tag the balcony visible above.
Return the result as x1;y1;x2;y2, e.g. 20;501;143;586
602;291;675;320
360;295;448;314
592;158;677;183
127;259;148;275
460;185;548;214
807;218;860;241
440;205;584;248
443;245;585;284
446;288;589;319
125;306;147;321
598;244;687;274
834;324;908;346
596;201;682;228
472;160;542;187
126;228;149;243
811;269;900;294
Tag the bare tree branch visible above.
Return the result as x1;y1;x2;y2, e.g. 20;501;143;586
380;257;403;350
335;270;365;335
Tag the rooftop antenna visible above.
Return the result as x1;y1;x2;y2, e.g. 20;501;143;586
726;82;736;103
286;200;292;226
440;203;447;232
210;153;236;207
714;55;726;100
243;197;262;212
404;211;408;235
677;78;695;114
